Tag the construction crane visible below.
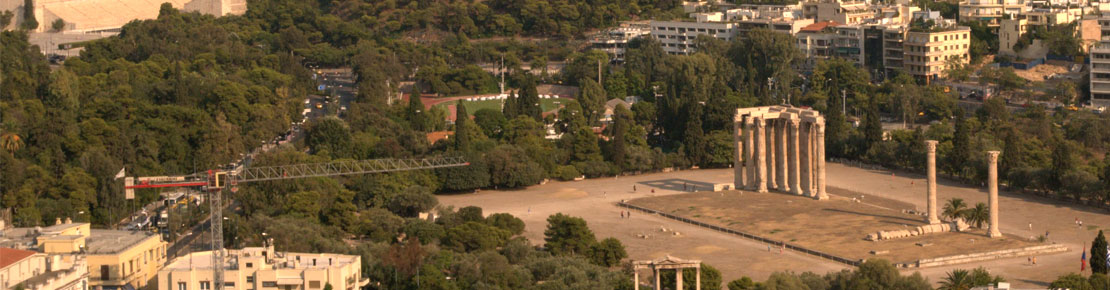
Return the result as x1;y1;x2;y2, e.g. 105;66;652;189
123;156;468;290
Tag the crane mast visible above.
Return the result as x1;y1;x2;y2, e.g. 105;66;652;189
124;156;468;290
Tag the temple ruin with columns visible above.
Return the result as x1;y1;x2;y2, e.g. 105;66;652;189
733;106;827;199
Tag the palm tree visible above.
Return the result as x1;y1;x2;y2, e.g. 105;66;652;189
0;127;23;157
939;269;973;290
942;198;968;221
967;202;990;228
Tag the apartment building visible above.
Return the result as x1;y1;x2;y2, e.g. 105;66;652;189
589;22;651;60
0;220;91;290
797;21;866;68
158;244;368;290
1089;16;1110;103
87;229;169;289
959;0;1030;27
903;26;972;82
803;0;872;24
650;20;737;55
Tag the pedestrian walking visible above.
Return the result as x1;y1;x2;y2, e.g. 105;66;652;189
1029;223;1033;231
651;189;655;193
634;185;637;192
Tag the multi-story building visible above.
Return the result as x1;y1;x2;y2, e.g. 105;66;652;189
589;22;651;60
0;220;90;290
158;243;368;290
796;21;866;68
87;229;169;289
803;0;872;24
1089;15;1110;104
650;20;737;55
882;26;909;76
959;0;1030;27
903;25;971;82
0;0;247;32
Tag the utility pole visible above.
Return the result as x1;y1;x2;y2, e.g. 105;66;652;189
597;59;602;84
499;55;505;95
842;89;847;118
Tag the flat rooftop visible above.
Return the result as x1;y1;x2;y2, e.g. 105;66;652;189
165;248;359;271
87;230;159;255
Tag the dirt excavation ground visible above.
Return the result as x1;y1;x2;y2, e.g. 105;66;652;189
438;163;1109;288
627;189;1036;264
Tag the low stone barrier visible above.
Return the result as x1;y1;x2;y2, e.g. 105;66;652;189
915;244;1068;268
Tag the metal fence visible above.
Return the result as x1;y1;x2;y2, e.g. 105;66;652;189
617;202;862;266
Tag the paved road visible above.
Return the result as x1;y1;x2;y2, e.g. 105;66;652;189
440;163;1108;287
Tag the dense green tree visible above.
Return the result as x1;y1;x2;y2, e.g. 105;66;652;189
966;202;989;229
579;78;607;125
473;109;508;138
455;101;474;151
727;277;756;290
518;76;543;121
443;221;512;252
387;186;438;218
1094;230;1108;274
587;237;627;267
486;213;525;235
943;198;969;221
544;213;596;256
1050;273;1093;290
485;144;544;188
21;0;36;30
863;97;883;152
949;110;970;177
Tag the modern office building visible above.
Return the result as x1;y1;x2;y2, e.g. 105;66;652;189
157;243;368;290
650;20;737;55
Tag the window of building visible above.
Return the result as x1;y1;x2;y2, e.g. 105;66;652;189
179;282;187;290
225;282;236;287
200;281;211;290
101;265;109;279
309;281;321;289
247;276;255;283
246;263;253;268
262;282;278;287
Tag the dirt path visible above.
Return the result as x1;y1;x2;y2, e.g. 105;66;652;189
438;163;1110;287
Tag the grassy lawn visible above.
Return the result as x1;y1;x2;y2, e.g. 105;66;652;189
433;98;571;116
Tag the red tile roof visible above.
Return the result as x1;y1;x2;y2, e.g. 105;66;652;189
426;131;454;144
0;247;37;269
800;21;841;33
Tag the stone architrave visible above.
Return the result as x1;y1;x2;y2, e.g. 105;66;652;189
815;121;828;200
789;119;802;195
988;151;1002;238
755;117;768;193
926;140;940;224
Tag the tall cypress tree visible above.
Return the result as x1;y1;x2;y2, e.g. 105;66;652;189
950;108;970;178
1093;230;1108;274
609;104;631;169
21;0;37;30
683;104;706;166
407;94;426;131
863;96;883;152
455;101;471;151
519;77;542;121
503;92;520;119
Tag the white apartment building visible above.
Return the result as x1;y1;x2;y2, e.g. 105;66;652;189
650;20;737;55
959;0;1030;27
904;25;972;82
797;21;866;68
803;0;873;24
158;244;368;290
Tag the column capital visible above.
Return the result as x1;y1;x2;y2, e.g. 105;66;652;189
814;122;824;135
988;150;1000;162
755;117;765;129
925;140;938;152
788;118;800;126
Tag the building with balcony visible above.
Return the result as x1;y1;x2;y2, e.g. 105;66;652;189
87;229;168;289
157;243;368;290
803;0;872;24
959;0;1030;27
797;21;866;68
589;22;651;61
650;20;737;55
903;25;972;82
1089;16;1110;104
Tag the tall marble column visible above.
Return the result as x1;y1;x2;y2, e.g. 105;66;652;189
634;271;640;290
755;118;768;193
734;120;745;189
745;118;756;190
815;122;828;200
926;140;940;224
800;122;812;197
988;151;1002;238
777;120;789;192
766;119;777;190
789;119;802;195
654;268;661;290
